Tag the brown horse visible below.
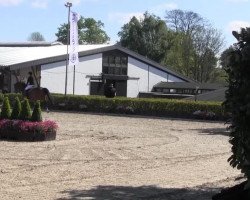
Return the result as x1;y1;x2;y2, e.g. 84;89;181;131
14;82;53;110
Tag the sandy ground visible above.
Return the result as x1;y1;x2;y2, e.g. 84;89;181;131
0;112;243;200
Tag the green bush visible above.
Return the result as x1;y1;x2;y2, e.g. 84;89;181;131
51;94;224;119
1;93;225;120
31;100;42;122
11;97;22;120
0;97;11;119
19;98;32;121
224;28;250;189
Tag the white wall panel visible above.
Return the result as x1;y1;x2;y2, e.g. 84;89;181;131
127;57;184;97
168;74;184;82
127;57;149;96
127;79;140;98
41;54;102;95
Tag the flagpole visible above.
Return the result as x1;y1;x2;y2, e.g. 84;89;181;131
64;2;72;96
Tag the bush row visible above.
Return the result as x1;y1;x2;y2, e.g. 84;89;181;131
0;96;42;122
0;93;225;120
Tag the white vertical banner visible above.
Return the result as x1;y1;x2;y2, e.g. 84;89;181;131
69;11;80;66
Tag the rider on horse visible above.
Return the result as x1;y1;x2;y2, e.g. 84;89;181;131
25;72;35;97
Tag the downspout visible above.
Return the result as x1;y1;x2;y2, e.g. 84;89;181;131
148;65;150;92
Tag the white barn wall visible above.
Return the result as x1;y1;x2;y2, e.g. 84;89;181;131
168;74;185;82
127;57;149;97
149;66;184;86
41;61;67;94
127;57;184;97
41;54;102;95
70;54;102;95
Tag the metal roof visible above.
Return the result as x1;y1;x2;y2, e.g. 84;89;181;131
0;44;112;68
0;43;193;82
0;41;63;47
154;82;223;90
185;88;227;102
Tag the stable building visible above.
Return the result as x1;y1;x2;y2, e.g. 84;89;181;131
0;42;192;97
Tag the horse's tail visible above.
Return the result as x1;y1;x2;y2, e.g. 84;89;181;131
42;88;53;105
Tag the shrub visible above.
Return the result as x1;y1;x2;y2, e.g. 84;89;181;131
0;97;11;119
0;93;225;120
51;94;224;119
19;98;32;121
31;100;42;122
224;28;250;189
0;119;58;141
11;97;22;120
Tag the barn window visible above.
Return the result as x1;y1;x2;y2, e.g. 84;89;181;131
103;50;128;76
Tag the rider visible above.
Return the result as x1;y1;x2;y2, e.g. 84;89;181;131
25;72;35;96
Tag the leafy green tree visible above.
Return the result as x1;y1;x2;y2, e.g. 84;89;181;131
118;12;174;64
0;97;11;119
165;9;224;82
220;47;235;69
163;32;193;74
19;98;32;121
31;100;42;122
11;97;22;120
224;28;250;190
55;17;110;44
28;32;45;41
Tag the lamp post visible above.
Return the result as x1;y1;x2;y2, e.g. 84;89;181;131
195;86;199;101
64;2;72;95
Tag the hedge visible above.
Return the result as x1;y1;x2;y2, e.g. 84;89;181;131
0;93;225;120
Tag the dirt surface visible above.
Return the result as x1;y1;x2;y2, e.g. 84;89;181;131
0;112;242;200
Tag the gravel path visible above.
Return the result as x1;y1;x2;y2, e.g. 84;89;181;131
0;112;242;200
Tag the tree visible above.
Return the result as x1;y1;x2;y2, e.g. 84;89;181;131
224;28;250;191
0;97;11;119
118;12;174;64
220;46;235;69
31;100;42;122
165;9;224;82
165;9;204;35
19;98;32;121
11;97;22;120
192;27;224;82
28;32;45;41
55;17;110;44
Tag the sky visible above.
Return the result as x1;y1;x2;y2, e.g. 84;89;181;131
0;0;250;49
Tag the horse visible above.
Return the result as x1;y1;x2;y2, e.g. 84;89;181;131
14;82;53;111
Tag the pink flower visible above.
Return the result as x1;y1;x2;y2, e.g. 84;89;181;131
0;119;58;133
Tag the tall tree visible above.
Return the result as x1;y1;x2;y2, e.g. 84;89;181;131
192;27;224;82
55;17;110;44
28;32;45;41
165;9;224;82
118;12;174;63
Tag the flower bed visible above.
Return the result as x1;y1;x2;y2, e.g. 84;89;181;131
0;119;58;141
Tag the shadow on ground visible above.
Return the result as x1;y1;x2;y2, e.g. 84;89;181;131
192;127;229;136
57;185;223;200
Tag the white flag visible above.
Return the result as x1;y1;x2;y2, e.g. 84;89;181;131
69;11;80;66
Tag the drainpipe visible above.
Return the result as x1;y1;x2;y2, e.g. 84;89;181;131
148;65;150;92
